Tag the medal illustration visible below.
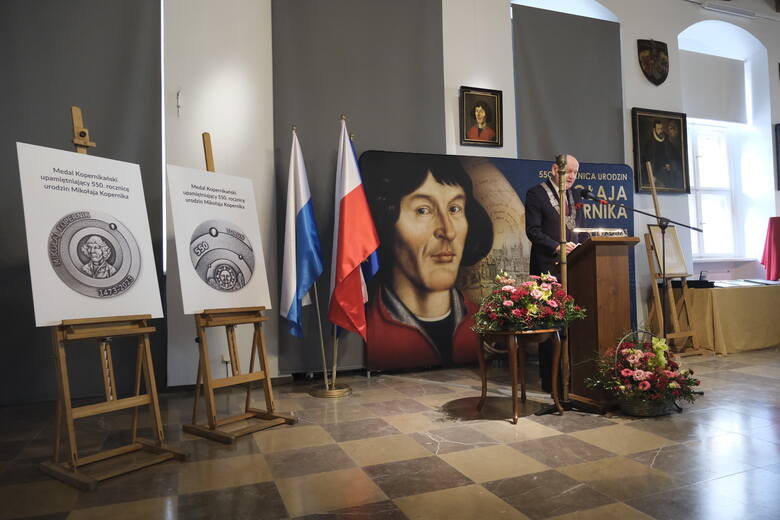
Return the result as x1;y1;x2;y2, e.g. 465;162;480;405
189;220;254;292
48;211;140;298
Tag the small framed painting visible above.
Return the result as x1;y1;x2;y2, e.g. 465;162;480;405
460;86;502;147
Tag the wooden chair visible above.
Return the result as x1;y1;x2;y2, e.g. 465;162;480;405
477;329;564;423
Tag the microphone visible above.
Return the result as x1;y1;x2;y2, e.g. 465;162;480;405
579;187;598;201
580;187;608;205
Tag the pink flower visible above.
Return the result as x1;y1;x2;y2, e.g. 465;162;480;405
540;283;551;290
503;300;514;307
545;274;558;282
511;309;522;317
501;285;515;292
522;281;535;288
663;370;678;378
632;370;649;381
529;275;541;280
531;289;543;299
547;299;559;308
638;381;651;391
645;352;656;358
620;368;634;377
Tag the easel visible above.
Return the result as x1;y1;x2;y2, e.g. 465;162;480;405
643;163;703;356
183;132;296;444
41;107;185;491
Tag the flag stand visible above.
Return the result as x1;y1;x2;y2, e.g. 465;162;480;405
310;115;365;399
183;132;296;443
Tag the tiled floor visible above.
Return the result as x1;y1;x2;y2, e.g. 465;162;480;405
1;347;779;519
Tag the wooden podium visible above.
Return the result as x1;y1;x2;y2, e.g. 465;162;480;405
566;236;639;406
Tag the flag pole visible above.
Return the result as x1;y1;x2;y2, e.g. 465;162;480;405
312;283;330;390
331;326;339;388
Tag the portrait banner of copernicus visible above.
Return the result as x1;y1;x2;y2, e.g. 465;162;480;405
359;151;636;371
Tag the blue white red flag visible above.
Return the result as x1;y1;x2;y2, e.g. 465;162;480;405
280;129;323;337
327;119;380;340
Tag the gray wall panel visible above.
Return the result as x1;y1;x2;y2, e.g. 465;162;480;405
272;0;446;374
0;1;163;405
513;5;623;163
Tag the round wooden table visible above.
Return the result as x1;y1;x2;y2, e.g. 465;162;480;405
477;329;564;423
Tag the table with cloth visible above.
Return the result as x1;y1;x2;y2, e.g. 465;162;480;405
679;285;780;354
762;216;780;281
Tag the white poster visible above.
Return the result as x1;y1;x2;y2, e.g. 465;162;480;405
16;143;164;326
167;164;271;314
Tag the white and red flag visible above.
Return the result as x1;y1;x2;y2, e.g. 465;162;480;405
327;119;380;340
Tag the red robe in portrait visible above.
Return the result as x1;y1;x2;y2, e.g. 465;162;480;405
365;285;480;370
466;125;496;141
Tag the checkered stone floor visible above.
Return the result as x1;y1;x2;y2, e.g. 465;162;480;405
1;347;779;519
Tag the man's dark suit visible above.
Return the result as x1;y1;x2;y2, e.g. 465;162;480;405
524;179;585;391
525;179;585;277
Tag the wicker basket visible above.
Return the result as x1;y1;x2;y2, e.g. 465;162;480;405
618;398;675;417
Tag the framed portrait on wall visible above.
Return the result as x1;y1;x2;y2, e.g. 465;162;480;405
459;86;502;147
631;107;690;194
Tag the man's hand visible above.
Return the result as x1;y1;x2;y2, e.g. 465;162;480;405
554;242;578;254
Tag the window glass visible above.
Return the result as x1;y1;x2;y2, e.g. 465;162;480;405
695;131;729;189
700;192;734;256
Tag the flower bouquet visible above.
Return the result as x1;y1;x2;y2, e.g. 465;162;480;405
585;331;700;416
472;272;586;332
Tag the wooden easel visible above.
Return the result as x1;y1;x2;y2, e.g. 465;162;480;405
644;163;703;356
183;133;296;444
41;107;185;491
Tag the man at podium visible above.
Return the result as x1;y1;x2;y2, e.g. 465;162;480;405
525;154;585;391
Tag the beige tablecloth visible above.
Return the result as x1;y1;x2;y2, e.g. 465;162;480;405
684;285;780;354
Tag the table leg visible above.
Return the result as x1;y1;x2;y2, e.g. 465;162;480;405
477;338;488;412
550;332;564;414
518;341;527;403
509;336;519;424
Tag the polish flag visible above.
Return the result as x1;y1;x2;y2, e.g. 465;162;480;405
327;119;380;340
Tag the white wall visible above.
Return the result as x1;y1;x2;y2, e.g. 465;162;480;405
164;0;278;385
442;0;518;158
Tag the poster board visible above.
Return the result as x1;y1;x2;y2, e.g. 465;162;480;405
16;142;163;326
648;224;689;277
166;164;271;314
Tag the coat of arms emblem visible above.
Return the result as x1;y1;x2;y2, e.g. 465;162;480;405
638;39;669;86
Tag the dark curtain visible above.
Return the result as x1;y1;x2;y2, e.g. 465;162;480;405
0;0;163;404
513;5;624;163
272;0;446;373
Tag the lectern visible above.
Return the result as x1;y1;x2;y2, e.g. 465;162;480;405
566;236;639;406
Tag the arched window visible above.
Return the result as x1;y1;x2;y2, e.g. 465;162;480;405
678;21;773;260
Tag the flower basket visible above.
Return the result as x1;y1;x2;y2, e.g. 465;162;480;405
618;398;677;417
472;272;586;333
586;330;700;415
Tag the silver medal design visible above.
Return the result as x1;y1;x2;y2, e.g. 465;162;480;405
48;211;140;298
189;220;254;292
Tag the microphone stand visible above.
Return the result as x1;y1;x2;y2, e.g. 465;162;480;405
581;181;704;399
580;175;703;340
